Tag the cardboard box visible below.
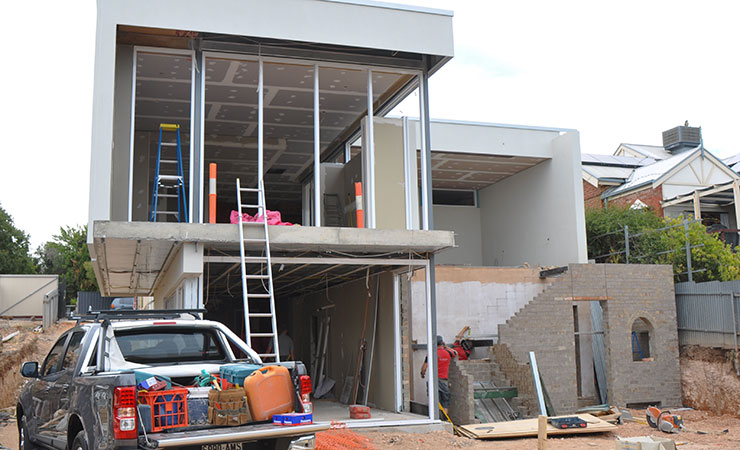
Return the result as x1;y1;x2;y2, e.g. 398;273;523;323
616;436;676;450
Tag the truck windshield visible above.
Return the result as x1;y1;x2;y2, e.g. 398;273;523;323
114;328;227;364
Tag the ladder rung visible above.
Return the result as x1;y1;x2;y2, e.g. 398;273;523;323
240;187;261;192
241;204;264;209
249;313;274;318
259;353;277;357
156;194;178;198
160;159;178;164
156;211;179;215
160;142;178;147
251;333;275;338
159;175;183;181
242;257;269;262
243;238;266;243
247;294;272;298
245;274;270;280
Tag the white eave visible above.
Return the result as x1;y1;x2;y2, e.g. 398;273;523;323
101;0;455;63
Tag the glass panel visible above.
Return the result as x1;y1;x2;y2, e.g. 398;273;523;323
61;332;85;371
133;51;193;222
41;334;68;377
114;328;227;364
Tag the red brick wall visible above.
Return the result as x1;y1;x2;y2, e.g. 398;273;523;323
608;186;664;216
582;180;609;210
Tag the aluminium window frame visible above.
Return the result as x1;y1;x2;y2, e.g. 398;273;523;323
199;50;423;229
128;46;197;223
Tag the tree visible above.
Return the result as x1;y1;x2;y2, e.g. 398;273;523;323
656;218;740;282
586;206;740;282
36;225;98;301
585;206;664;263
0;204;36;274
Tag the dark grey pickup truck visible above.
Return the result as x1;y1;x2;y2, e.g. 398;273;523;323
17;310;327;450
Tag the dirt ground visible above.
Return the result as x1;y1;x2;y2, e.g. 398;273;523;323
680;345;740;417
0;328;738;450
365;409;740;449
0;319;74;450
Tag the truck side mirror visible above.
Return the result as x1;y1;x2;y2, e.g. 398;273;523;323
21;361;39;378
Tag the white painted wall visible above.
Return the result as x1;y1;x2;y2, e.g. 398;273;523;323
433;206;482;266
478;132;587;267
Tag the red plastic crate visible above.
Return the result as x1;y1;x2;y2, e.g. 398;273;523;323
139;388;189;432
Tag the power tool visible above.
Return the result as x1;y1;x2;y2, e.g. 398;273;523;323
646;406;684;433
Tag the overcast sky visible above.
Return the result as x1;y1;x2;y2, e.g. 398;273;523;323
2;1;739;248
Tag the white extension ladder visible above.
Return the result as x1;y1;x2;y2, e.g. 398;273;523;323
236;178;280;362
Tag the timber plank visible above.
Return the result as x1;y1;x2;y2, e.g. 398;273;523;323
460;414;616;439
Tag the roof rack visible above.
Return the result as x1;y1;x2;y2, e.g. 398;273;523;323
74;308;207;324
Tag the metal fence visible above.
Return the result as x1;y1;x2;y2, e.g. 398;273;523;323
77;291;115;314
590;218;705;281
675;281;740;350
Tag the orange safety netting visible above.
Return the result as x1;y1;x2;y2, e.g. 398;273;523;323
315;422;376;450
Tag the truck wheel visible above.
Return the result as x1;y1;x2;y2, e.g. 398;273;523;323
19;415;38;450
72;431;89;450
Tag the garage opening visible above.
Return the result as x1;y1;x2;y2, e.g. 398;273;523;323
202;253;437;425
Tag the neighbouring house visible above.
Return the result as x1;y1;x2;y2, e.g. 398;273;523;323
86;0;672;427
582;125;740;229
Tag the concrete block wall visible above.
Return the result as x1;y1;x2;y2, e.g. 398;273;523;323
494;263;681;414
448;357;528;424
490;344;537;416
496;274;579;413
448;359;476;425
602;264;681;407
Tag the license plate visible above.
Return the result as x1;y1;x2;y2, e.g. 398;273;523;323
201;443;243;450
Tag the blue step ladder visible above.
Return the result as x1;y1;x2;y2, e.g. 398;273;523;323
150;123;188;222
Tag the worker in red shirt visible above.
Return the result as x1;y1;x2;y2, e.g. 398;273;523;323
420;335;457;409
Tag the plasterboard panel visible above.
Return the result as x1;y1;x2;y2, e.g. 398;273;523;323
206;85;259;104
137;79;191;100
136;118;191;132
135;100;190;118
204;58;230;83
137;53;191;80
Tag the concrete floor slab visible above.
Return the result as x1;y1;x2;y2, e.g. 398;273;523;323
91;221;454;296
312;399;451;433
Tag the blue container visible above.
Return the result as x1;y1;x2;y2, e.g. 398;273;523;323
153;392;185;428
220;363;261;386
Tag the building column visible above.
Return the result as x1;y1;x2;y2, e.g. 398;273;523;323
693;190;701;221
313;64;321;226
366;68;376;228
733;180;740;229
192;49;205;223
